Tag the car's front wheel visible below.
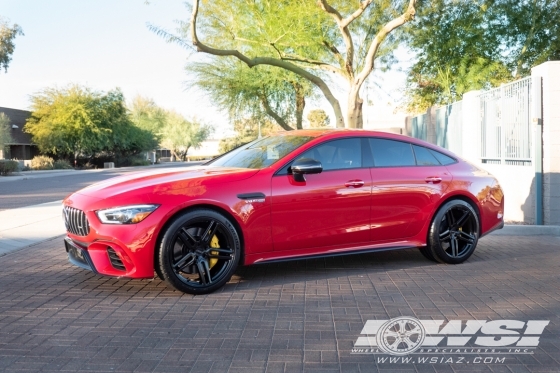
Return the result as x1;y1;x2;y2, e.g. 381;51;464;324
423;200;480;264
157;209;241;294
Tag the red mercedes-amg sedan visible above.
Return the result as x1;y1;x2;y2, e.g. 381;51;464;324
63;129;504;294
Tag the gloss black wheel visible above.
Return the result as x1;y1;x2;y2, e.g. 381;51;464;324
426;200;479;264
158;209;240;294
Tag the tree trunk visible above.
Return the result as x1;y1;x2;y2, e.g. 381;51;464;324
294;82;305;130
260;95;293;131
189;0;416;130
347;85;364;129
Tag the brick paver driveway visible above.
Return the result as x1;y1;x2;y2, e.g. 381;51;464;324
1;235;559;372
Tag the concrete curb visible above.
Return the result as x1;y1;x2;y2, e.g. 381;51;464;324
0;169;102;182
0;234;66;257
0;161;206;183
491;225;560;236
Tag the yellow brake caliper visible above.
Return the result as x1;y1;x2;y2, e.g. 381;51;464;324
209;235;219;268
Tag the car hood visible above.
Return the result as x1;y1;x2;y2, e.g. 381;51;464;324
75;166;260;199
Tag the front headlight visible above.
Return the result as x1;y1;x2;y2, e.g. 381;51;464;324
96;204;159;224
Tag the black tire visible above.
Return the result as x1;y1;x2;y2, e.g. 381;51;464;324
157;209;241;294
418;246;438;262
154;262;165;281
426;200;479;264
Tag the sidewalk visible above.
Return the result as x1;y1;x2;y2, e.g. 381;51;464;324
0;200;65;255
0;168;110;183
0;161;205;183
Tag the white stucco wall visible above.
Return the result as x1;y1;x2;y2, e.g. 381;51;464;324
532;61;560;225
475;163;536;223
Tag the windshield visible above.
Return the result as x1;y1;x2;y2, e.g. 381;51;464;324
208;135;314;169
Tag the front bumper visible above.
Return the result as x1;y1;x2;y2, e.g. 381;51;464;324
64;235;148;278
63;192;161;279
64;237;98;274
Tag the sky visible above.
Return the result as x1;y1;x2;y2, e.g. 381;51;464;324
0;0;410;137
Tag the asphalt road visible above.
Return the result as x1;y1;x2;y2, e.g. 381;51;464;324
0;163;200;211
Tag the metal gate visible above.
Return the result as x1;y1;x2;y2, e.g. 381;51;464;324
435;101;463;155
479;77;532;166
410;113;427;141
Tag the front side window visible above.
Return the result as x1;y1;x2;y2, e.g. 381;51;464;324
298;138;362;171
207;135;314;169
369;138;415;167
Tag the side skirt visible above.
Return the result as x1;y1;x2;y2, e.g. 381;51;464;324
249;244;424;265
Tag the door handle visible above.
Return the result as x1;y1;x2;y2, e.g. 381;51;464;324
425;176;442;184
345;180;365;188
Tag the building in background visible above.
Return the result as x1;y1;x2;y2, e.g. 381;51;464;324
0;107;38;160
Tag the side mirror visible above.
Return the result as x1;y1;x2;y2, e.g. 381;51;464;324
290;157;323;182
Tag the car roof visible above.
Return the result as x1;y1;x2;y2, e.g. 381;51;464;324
271;128;457;158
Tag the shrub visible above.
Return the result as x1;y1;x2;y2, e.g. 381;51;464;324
31;155;54;170
53;159;73;169
74;155;111;169
114;155;149;167
0;160;19;176
130;159;150;166
82;162;96;170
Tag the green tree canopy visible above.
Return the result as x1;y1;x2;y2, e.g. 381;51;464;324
0;17;23;73
307;109;331;128
153;0;418;128
129;95;167;140
405;0;560;112
493;0;560;76
160;112;212;161
188;58;313;131
25;85;156;160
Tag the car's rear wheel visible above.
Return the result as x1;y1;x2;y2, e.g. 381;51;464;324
157;209;240;294
425;200;479;264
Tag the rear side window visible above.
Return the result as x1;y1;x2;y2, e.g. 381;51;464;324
412;145;440;166
429;149;456;165
369;138;415;167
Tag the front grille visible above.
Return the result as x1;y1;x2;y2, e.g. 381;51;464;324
63;206;90;236
107;247;126;271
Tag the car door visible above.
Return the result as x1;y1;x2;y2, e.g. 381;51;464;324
368;138;452;241
271;138;372;252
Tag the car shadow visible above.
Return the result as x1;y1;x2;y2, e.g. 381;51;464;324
224;247;433;291
6;235;548;298
49;247;435;298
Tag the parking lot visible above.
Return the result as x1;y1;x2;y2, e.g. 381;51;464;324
1;234;559;372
